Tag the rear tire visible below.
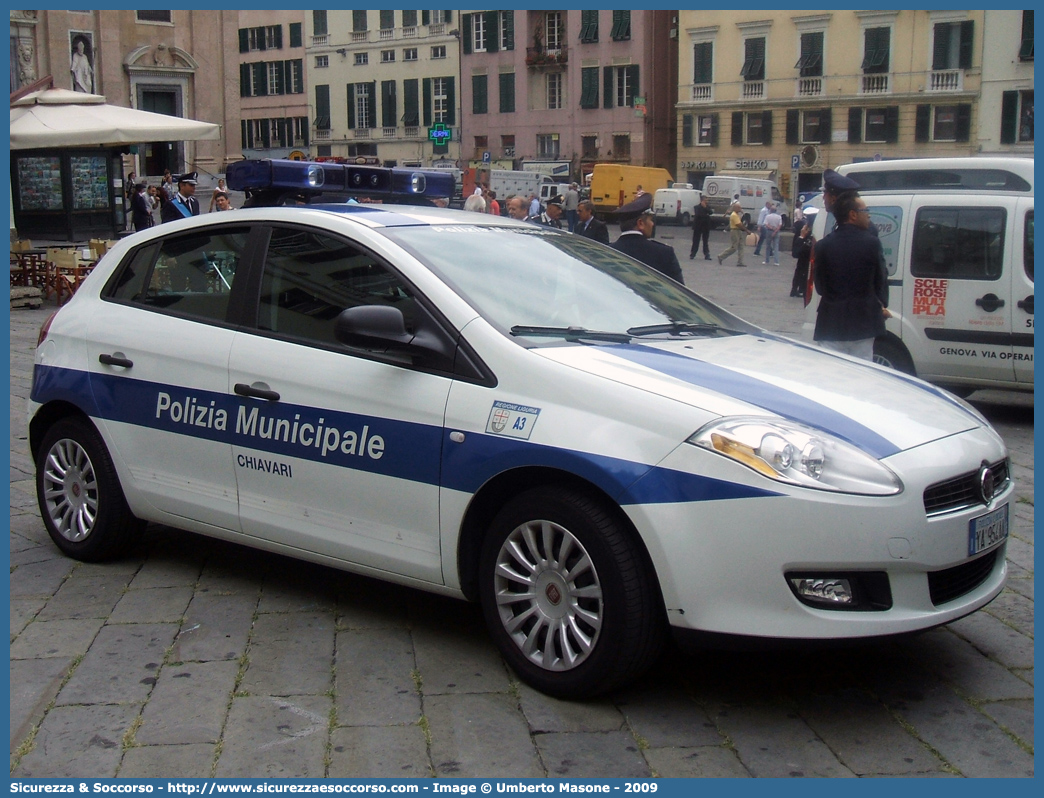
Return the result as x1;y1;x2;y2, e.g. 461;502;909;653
681;212;691;227
478;487;665;698
36;418;143;562
873;337;915;376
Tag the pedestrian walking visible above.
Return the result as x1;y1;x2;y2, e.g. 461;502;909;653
790;209;816;298
717;201;750;267
812;192;889;361
689;194;713;260
752;200;773;257
763;204;783;265
564;183;580;232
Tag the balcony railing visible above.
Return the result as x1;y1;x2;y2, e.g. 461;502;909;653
382;127;397;138
404;126;420;138
526;46;568;67
929;69;963;92
741;80;764;100
861;73;891;95
796;77;823;97
402;26;417;38
311;34;328;46
428;23;445;35
314;129;330;140
352;127;372;140
351;31;368;43
379;28;394;40
691;83;713;103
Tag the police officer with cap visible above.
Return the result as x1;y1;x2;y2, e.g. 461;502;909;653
160;171;201;222
821;168;859;215
611;194;684;284
527;194;565;228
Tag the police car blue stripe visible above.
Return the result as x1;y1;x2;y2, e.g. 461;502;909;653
32;365;780;506
604;344;901;459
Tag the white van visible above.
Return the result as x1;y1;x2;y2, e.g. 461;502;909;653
701;175;789;229
652;184;703;225
801;156;1034;395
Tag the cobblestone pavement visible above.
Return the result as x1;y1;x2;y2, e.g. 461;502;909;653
9;226;1033;777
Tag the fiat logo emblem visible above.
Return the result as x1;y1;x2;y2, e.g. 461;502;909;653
977;464;995;504
545;584;562;605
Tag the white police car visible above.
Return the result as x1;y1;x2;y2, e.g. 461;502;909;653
30;161;1011;698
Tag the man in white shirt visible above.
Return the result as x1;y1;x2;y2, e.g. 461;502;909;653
752;200;773;257
763;204;783;265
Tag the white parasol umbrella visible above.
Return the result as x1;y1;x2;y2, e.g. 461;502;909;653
10;88;221;149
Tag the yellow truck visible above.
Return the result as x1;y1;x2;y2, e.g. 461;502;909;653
588;164;673;217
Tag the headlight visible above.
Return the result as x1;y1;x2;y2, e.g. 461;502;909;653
688;416;902;496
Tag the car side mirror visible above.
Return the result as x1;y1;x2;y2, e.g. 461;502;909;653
334;305;413;350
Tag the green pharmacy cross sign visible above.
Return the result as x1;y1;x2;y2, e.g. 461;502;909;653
428;123;452;144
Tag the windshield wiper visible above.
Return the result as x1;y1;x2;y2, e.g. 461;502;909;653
626;321;744;337
510;325;633;343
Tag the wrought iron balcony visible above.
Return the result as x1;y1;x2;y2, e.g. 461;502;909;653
526;46;568;68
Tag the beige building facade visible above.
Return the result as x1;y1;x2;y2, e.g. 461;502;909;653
675;10;993;206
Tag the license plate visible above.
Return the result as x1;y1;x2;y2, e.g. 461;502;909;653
968;504;1008;556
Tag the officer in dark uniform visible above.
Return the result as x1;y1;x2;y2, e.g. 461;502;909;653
611;194;684;284
527;194;565;228
821;168;860;217
160;172;201;223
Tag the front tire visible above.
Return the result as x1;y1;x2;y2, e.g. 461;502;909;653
478;487;665;698
36;418;143;562
873;337;915;375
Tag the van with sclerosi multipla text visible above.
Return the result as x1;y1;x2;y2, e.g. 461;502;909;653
801;156;1033;396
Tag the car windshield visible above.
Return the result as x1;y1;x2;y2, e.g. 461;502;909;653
386;225;756;343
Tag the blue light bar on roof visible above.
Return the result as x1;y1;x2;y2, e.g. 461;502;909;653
225;158;453;198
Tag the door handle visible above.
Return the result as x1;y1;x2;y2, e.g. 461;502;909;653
234;383;280;401
975;293;1006;313
1017;295;1034;314
99;353;133;368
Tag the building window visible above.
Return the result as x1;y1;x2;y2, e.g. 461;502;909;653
381;50;395;63
545;12;564;52
796;32;823;77
547;72;563;110
610;11;630;42
499;11;514;51
289;23;302;48
403;48;417;62
379;10;393;30
746;114;764;144
431;45;446;59
580;67;599;109
581;135;597;158
801;109;827;143
733;110;772;146
473;74;488;115
287;60;303;94
136;11;172;23
697;115;716;146
244;26;282;52
475;136;488;158
580;10;598;43
293;117;308;146
472;13;486;52
266;62;284;95
352;83;374;129
537;133;560;159
916;103;970;142
847;106;898;144
865;108;890;143
693;41;713;85
355;52;368;66
402;11;417;28
499;73;515;113
313;10;328;37
1019;11;1033;60
1019;91;1034;142
353;10;368;32
612;134;630;159
502;134;515;157
862;27;890;73
933;105;958;141
932;20;973;71
741;37;765;81
610;65;637;108
315;55;328;68
432;77;448;124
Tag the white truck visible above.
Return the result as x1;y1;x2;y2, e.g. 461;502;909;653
489;170;547;203
701;175;789;229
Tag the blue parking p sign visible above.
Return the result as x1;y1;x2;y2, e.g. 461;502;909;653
482;151;491;163
792;154;800;170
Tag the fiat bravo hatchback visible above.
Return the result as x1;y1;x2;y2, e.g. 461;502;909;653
29;163;1011;698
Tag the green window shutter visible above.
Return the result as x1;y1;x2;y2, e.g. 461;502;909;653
786;109;799;144
603;67;613;109
256;27;266;51
353;10;367;32
241;119;248;149
710;114;719;147
627;65;639;106
932;24;950;70
580;67;598;109
958;20;974;69
884;106;899;143
252;62;267;96
732;111;744;146
462;14;472;55
238;29;249;53
499;73;515;113
370;81;377;128
289;23;301;48
380;10;393;29
847;107;864;143
445;77;455;126
382;80;397;128
581;10;598;43
682;114;693;148
820;108;831;142
422;12;429;26
423;78;432;126
315;84;330;128
762;110;773;145
261;119;270;149
346;84;355;130
301;116;309;146
473;75;488;115
274;25;282;50
694;42;712;84
240;63;251;97
1019;11;1034;60
403;79;419;126
1000;91;1019;144
915;104;931;142
313;10;327;36
503;11;514;51
485;12;499;52
955;104;971;142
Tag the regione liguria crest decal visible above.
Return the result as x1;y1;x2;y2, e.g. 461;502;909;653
486;401;541;440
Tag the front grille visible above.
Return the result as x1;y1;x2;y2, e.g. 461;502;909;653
923;459;1010;516
927;548;999;606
